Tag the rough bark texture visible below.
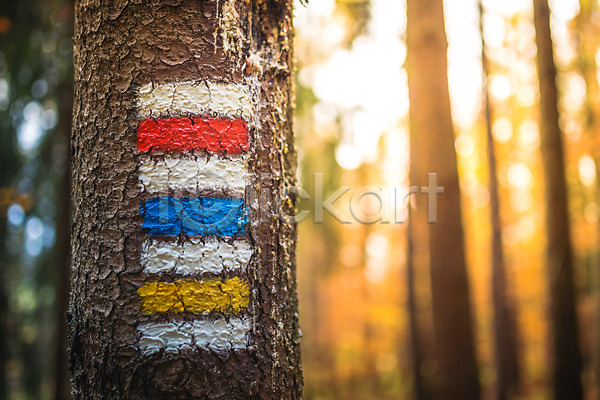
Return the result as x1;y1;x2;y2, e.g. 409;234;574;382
478;2;520;399
406;0;481;399
532;1;583;399
69;1;302;398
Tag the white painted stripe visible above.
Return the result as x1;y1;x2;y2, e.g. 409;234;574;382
137;81;252;120
141;237;253;275
137;318;251;354
138;153;247;193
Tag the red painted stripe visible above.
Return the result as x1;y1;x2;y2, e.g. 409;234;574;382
137;117;249;153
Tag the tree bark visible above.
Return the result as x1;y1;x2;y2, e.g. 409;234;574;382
478;2;520;398
532;1;584;399
406;0;481;399
70;1;302;399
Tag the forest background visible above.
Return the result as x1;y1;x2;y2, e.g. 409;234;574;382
1;0;599;399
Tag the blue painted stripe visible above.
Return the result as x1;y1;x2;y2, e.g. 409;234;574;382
140;196;247;237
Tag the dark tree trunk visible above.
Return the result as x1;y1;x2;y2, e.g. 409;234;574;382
406;200;428;400
533;1;583;399
53;80;73;400
572;2;600;395
70;1;302;399
406;0;481;399
0;225;7;400
478;2;520;398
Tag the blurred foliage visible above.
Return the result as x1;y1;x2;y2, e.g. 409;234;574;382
0;0;72;398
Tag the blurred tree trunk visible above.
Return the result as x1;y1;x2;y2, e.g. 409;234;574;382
298;142;339;398
406;198;428;400
0;225;7;400
533;1;584;399
478;2;520;399
358;165;377;394
53;8;74;400
572;2;600;395
53;80;72;400
302;242;337;398
406;1;481;399
70;1;301;399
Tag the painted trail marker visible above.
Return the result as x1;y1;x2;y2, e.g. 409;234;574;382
140;237;253;276
140;196;247;237
135;81;253;354
137;318;251;355
136;82;252;121
138;154;248;193
137;117;249;153
138;277;250;314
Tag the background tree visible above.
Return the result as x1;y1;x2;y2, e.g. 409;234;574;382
406;0;480;398
571;1;600;393
405;194;428;400
478;1;520;398
70;0;301;398
533;0;583;398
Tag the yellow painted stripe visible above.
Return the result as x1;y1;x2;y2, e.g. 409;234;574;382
138;277;250;314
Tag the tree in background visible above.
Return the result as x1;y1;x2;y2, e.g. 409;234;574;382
533;0;584;398
70;0;301;398
571;0;600;392
406;0;480;398
405;192;428;400
478;2;520;398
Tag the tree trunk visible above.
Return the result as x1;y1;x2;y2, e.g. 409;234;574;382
0;224;7;400
478;2;520;398
53;80;73;400
572;2;600;396
406;199;428;400
532;1;584;399
406;0;481;399
70;1;302;399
